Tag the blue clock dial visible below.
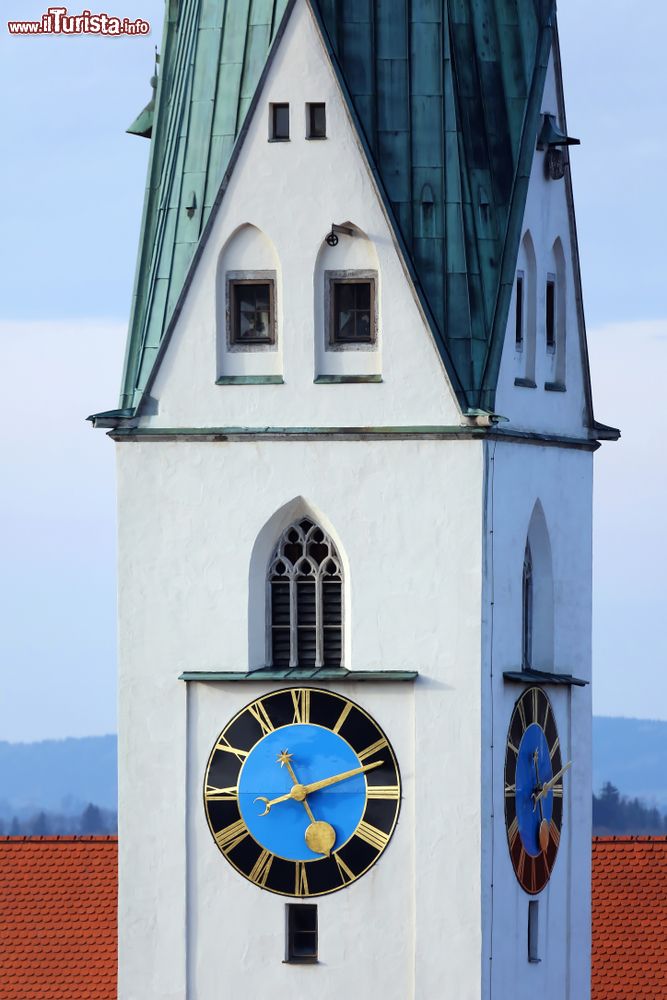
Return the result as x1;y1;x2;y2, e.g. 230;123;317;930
516;723;553;856
504;687;564;894
203;688;401;897
238;725;366;861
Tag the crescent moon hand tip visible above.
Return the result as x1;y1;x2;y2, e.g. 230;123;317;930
254;796;271;816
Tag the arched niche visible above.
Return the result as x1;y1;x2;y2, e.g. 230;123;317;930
522;500;554;670
216;223;282;379
248;496;350;669
515;229;537;383
548;237;567;386
313;222;381;379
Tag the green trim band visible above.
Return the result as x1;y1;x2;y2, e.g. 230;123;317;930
216;375;284;385
314;375;383;384
503;668;588;687
179;668;419;683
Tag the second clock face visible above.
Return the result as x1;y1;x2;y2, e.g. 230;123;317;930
504;686;564;895
203;688;401;897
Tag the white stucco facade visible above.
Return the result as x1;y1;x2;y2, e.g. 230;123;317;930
113;4;599;999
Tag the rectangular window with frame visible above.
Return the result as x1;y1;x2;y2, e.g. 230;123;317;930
270;103;289;141
229;278;275;346
546;278;556;352
515;273;524;349
328;274;377;346
306;102;326;139
285;904;318;964
528;900;540;963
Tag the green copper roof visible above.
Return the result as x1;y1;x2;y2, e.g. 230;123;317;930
120;0;555;413
310;0;555;409
120;0;292;409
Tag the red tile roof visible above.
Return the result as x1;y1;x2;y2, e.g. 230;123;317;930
0;836;117;1000
593;836;667;999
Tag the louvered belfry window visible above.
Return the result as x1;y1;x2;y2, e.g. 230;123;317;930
269;518;343;668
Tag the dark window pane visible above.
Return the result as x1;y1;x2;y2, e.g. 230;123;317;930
297;580;316;627
272;628;291;667
515;275;523;346
297;628;317;667
271;580;290;626
322;580;341;625
272;103;289;140
546;280;555;349
322;627;342;666
287;905;318;963
332;281;373;343
231;282;273;344
308;103;326;138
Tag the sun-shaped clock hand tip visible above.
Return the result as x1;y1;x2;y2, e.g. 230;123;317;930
277;749;293;767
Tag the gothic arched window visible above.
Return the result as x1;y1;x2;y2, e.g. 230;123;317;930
522;542;533;669
268;518;342;668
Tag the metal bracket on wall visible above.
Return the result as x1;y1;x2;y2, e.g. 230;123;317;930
324;223;355;247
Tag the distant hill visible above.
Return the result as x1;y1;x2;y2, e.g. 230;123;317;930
593;717;667;812
0;735;117;819
0;719;665;820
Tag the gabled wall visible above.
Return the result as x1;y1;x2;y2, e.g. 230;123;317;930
495;50;591;439
139;0;460;431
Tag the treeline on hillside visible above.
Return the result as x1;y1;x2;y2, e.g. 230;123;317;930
0;803;117;836
594;781;667;835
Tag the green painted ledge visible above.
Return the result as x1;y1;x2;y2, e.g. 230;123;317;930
503;668;588;687
216;375;284;385
314;375;383;384
179;668;418;683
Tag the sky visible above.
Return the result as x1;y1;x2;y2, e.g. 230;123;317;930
0;2;665;742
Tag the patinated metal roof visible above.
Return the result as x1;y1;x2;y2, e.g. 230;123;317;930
119;0;556;413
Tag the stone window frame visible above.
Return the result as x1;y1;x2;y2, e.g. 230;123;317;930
324;269;379;352
225;271;278;353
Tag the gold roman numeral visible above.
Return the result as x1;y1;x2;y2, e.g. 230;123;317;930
549;737;560;760
507;740;520;757
355;820;389;852
295;862;309;897
334;852;355;885
214;818;248;854
529;857;537;893
205;785;237;801
248;700;275;736
517;848;527;884
215;736;248;763
543;701;550;731
366;785;400;800
549;820;561;847
358;737;388;762
518;699;527;732
531;688;539;724
552;785;563;798
508;816;519;849
249;849;273;887
291;689;311;725
504;783;516;796
332;700;353;734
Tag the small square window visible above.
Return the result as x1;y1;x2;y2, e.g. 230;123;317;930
270;103;289;141
229;279;275;345
306;103;326;139
331;279;375;344
286;904;318;964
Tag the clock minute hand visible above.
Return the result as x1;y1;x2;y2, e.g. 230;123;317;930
300;760;384;796
534;760;572;804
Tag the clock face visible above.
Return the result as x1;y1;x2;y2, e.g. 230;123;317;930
504;686;564;895
203;688;401;897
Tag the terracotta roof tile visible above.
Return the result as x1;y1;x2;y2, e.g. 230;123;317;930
0;836;117;1000
592;836;667;999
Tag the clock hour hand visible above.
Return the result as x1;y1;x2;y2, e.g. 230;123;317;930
533;760;572;806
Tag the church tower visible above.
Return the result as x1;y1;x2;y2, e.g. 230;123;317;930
91;2;618;997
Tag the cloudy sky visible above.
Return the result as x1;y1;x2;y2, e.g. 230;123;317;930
0;2;665;742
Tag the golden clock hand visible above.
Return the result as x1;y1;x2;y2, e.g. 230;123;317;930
534;760;572;805
277;749;336;856
299;759;384;796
